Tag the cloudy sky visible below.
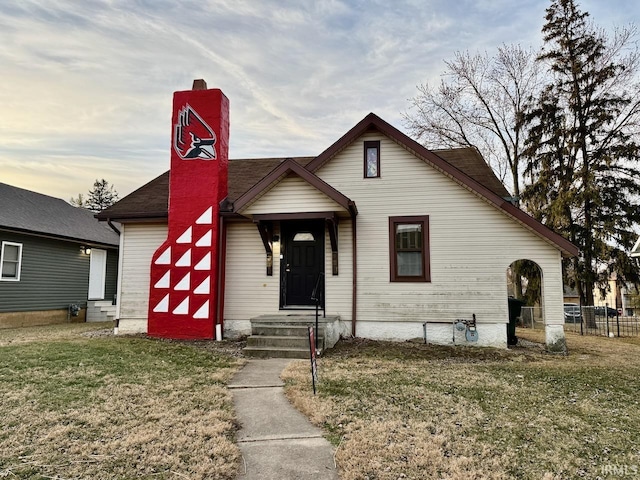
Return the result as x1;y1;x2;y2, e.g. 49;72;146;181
1;0;637;201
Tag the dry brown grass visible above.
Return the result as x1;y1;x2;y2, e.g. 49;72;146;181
283;330;640;479
0;323;244;479
0;321;114;346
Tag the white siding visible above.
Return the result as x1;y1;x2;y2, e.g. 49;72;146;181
324;220;353;321
224;221;280;320
223;219;353;324
316;133;565;336
118;223;167;332
242;175;347;215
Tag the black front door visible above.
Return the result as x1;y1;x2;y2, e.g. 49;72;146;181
281;220;324;308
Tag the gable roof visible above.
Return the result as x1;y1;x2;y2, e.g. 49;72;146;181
97;112;577;257
97;157;315;221
306;113;578;257
233;158;357;215
0;182;120;246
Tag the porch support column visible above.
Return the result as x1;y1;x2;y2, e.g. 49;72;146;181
326;217;339;275
256;221;273;276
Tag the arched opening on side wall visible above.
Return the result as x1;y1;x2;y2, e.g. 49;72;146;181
506;260;544;341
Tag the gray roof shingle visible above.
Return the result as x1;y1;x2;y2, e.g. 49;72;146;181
97;150;508;221
0;182;120;246
97;157;315;220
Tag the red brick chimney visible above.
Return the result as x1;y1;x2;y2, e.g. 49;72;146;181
147;81;229;339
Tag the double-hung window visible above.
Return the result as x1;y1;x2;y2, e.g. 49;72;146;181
0;241;23;281
389;216;430;282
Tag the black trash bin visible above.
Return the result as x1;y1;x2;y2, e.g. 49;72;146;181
507;297;526;346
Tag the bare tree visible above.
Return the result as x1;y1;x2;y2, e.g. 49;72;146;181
404;44;542;204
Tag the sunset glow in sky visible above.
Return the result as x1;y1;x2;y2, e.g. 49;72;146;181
1;0;637;201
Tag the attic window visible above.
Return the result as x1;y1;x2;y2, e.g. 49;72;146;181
364;141;380;178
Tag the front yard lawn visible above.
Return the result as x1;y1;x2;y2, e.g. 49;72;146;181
283;329;640;479
0;322;243;479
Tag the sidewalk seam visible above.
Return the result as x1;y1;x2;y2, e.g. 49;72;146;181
228;384;284;389
238;434;325;444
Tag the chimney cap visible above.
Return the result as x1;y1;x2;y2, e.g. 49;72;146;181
192;79;208;90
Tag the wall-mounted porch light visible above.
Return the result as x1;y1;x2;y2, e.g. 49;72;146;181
81;246;92;255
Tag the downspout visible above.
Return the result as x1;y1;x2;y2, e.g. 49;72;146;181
215;216;228;340
114;224;125;335
351;213;357;337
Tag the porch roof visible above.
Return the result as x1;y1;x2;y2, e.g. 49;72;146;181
232;158;357;217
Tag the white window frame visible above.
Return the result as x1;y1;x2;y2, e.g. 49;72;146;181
0;241;23;281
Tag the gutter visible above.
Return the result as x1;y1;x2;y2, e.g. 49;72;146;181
107;219;121;235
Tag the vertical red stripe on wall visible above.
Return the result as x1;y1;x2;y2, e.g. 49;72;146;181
147;83;229;339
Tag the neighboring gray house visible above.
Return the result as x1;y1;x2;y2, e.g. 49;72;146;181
0;182;120;328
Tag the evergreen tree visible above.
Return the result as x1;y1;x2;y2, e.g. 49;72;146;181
69;192;86;208
523;0;640;307
85;179;119;213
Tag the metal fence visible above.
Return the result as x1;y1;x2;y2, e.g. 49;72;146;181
564;306;640;337
519;306;545;330
520;305;640;337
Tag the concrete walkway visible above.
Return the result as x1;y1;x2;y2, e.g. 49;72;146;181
229;358;339;479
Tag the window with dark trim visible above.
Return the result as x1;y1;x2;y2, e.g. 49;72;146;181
0;241;23;281
389;216;430;282
364;140;380;178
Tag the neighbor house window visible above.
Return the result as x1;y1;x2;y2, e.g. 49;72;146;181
364;141;380;178
0;241;23;281
389;216;430;282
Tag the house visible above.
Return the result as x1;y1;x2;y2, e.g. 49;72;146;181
97;81;578;352
593;273;638;316
563;285;580;305
0;183;120;328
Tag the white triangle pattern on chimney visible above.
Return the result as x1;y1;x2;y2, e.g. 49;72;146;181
194;276;210;294
194;252;211;270
195;230;212;247
195;207;213;224
177;226;192;244
151;206;215;318
174;272;190;290
156;247;171;265
155;271;170;289
193;300;209;318
173;297;189;315
153;294;170;313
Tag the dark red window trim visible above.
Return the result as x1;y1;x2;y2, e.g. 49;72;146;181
389;215;430;282
364;140;380;178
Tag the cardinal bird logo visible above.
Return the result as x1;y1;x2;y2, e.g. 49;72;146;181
173;105;217;160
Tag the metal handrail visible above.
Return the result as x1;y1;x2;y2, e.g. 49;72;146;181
311;272;325;351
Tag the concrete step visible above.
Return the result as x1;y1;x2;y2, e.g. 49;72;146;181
252;314;339;324
93;300;115;307
246;335;323;349
243;346;315;359
251;323;325;337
